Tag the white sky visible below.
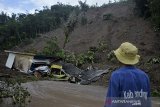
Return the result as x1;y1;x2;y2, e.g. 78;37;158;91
0;0;116;15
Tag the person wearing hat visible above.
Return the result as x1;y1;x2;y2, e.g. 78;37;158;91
104;42;151;107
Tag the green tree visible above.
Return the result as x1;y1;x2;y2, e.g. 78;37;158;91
0;3;80;50
149;0;160;29
63;11;78;48
78;0;89;12
134;0;150;17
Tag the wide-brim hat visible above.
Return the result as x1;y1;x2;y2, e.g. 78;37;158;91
114;42;140;65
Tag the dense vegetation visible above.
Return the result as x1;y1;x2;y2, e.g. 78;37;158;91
0;3;80;50
134;0;160;30
42;36;99;67
0;0;159;50
0;1;92;50
0;76;30;106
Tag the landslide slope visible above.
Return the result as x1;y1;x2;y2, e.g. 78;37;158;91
14;2;160;57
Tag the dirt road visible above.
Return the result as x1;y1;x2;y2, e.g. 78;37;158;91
24;81;106;107
24;81;160;107
1;80;160;107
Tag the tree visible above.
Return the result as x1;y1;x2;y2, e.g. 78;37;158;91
0;12;9;24
149;0;160;29
0;3;80;50
134;0;150;17
78;0;89;12
63;11;78;48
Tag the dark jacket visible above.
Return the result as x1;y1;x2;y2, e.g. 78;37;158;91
104;66;151;107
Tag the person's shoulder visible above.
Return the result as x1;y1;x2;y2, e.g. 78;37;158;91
112;67;126;74
135;68;149;78
111;67;123;77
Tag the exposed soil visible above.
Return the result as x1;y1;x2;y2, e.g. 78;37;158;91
24;81;106;107
0;1;160;107
23;81;160;107
0;52;27;76
10;2;160;86
12;2;160;56
0;81;160;107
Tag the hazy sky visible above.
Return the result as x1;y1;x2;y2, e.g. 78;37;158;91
0;0;115;15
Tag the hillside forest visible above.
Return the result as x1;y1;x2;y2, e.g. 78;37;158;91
0;0;160;50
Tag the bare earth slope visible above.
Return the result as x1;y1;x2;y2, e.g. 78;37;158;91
1;2;160;107
14;2;160;57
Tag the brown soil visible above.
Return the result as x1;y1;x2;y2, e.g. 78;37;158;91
0;1;160;106
0;81;160;107
12;2;160;56
10;2;160;86
23;81;160;107
24;81;106;107
1;0;159;92
0;52;14;75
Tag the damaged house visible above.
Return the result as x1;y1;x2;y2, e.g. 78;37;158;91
5;50;61;74
5;50;35;73
5;50;109;85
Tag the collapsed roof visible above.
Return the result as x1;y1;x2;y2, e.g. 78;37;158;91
5;50;109;85
62;63;109;85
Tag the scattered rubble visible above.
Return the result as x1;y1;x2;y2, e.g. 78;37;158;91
4;50;109;85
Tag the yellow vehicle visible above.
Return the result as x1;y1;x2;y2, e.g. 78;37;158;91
32;64;69;80
50;64;69;80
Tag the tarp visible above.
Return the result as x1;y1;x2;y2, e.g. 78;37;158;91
62;63;109;85
79;69;108;85
62;63;82;77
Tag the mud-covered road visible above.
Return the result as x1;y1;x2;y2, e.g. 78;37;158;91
23;81;160;107
1;80;160;107
24;81;106;107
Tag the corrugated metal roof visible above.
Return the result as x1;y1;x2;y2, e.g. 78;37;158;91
4;50;36;56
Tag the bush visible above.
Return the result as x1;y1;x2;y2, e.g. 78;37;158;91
64;50;95;67
64;52;76;63
150;0;160;30
147;57;160;64
97;41;108;52
134;0;160;30
55;49;66;59
0;77;30;107
107;51;116;61
134;0;150;17
81;16;87;25
103;13;113;20
151;90;160;97
42;37;60;56
75;54;86;66
78;1;89;12
42;36;96;67
85;51;95;63
74;51;95;66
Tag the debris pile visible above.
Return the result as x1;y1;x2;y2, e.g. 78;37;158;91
5;50;109;85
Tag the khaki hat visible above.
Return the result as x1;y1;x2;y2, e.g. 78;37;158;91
114;42;140;65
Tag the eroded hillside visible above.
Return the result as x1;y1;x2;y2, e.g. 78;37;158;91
14;2;160;56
